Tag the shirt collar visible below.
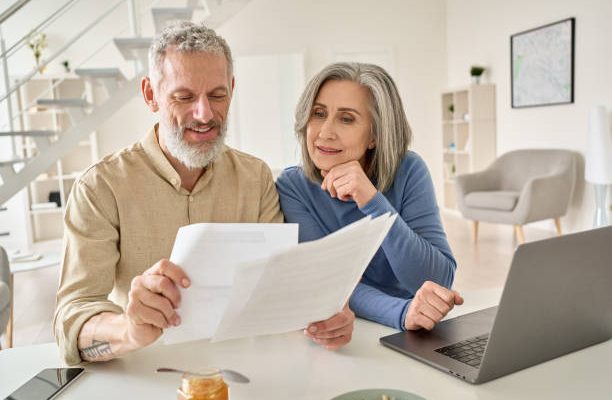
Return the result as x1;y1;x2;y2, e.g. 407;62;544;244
141;124;183;192
141;123;229;194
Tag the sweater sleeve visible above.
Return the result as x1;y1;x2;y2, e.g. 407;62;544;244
277;170;413;329
359;157;456;295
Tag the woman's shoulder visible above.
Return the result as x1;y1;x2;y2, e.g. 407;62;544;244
276;166;317;193
397;151;429;176
276;165;305;185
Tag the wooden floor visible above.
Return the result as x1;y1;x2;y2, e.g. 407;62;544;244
1;212;559;349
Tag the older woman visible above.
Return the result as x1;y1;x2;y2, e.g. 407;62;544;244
277;62;463;349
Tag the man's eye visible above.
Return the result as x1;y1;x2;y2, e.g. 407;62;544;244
176;96;193;101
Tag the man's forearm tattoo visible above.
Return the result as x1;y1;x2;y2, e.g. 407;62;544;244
80;340;113;360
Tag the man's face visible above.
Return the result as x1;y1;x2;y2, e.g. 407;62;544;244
150;48;233;169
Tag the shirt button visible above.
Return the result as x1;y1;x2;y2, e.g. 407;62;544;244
189;196;194;202
171;178;177;185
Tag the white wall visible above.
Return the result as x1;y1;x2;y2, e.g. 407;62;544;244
446;0;612;232
218;0;448;192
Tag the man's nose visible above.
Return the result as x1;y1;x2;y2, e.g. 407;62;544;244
193;96;214;122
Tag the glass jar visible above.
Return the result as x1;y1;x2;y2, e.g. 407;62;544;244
177;369;229;400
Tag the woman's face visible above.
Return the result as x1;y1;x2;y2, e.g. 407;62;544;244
306;80;375;173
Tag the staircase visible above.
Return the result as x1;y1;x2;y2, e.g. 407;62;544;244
0;0;251;207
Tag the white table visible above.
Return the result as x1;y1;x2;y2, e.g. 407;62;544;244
1;288;611;399
6;251;60;348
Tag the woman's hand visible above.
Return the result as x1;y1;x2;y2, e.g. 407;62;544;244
404;281;464;330
320;161;377;208
304;304;355;349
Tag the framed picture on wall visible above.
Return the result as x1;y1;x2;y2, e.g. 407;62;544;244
511;18;575;108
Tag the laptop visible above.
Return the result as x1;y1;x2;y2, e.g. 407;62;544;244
380;226;612;384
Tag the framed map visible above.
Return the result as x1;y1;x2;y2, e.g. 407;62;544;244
511;18;575;108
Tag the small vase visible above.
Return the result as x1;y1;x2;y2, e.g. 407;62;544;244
471;75;481;85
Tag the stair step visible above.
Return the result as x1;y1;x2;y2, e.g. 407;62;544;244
0;158;27;167
0;130;57;137
152;7;194;33
36;98;89;109
113;37;152;61
75;68;124;80
204;0;251;28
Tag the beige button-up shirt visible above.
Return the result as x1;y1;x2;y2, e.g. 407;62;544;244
53;125;283;364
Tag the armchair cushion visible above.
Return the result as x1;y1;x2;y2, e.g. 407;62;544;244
464;190;520;211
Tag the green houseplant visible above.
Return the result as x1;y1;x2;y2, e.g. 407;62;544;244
470;65;485;84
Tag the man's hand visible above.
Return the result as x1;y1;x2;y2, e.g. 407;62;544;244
304;304;355;350
320;161;377;208
405;281;463;331
124;259;190;349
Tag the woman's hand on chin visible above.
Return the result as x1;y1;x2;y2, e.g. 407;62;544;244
320;161;377;208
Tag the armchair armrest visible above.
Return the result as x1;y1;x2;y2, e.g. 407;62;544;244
513;172;574;223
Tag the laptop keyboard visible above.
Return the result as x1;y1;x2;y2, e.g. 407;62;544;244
434;334;489;368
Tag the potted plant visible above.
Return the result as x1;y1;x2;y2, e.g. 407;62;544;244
27;31;48;74
470;65;485;84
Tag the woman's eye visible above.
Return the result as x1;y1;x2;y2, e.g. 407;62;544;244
313;109;326;118
341;115;355;124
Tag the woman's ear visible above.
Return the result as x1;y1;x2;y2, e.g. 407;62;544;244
368;138;376;149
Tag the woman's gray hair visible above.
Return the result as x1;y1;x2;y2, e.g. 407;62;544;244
294;62;412;193
148;21;233;88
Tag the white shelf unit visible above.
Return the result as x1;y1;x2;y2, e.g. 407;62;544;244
16;77;99;243
441;84;496;210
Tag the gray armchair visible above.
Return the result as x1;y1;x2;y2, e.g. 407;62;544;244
0;246;11;350
455;149;577;243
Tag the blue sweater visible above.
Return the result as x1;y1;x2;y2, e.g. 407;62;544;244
276;152;456;330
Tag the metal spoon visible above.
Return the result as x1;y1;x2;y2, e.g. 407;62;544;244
156;367;250;384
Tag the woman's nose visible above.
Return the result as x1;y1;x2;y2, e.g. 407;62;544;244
318;119;336;139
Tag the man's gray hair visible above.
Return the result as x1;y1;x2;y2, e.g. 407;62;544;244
294;62;412;192
148;21;233;87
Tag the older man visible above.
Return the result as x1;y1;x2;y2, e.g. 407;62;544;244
53;22;354;365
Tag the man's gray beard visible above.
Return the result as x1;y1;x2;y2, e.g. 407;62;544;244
161;121;227;170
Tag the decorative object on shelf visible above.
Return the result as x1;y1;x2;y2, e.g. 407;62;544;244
585;105;612;227
441;85;497;210
511;18;575;108
61;60;71;73
470;65;485;84
48;191;61;208
27;31;48;74
447;103;454;117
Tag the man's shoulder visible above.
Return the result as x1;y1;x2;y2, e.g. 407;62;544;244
218;146;272;176
79;141;146;186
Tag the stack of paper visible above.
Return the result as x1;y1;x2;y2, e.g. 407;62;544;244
164;213;396;345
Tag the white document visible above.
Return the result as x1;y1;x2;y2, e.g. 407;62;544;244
211;213;397;342
163;223;298;344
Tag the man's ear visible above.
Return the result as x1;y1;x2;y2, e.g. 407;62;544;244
141;76;159;112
